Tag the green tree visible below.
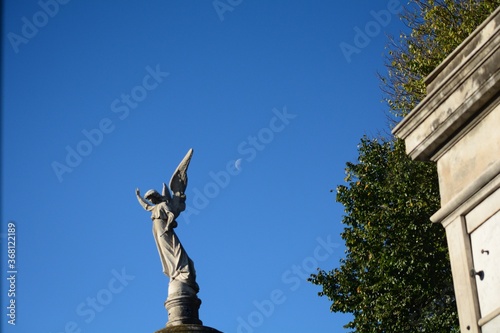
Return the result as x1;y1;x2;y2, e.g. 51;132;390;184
309;137;456;332
382;0;500;118
309;1;499;332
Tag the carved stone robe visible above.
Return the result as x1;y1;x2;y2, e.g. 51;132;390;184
138;200;199;293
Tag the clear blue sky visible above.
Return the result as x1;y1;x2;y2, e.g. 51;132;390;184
2;1;407;332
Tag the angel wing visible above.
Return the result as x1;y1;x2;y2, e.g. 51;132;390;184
162;182;172;202
168;148;193;217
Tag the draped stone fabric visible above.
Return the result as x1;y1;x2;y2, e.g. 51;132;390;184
137;197;199;293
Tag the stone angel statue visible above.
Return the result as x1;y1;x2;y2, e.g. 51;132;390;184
135;148;200;304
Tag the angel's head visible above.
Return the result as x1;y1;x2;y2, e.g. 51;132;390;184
145;189;162;204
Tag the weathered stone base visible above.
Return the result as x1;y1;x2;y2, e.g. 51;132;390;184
163;279;203;326
154;324;223;333
165;293;202;326
158;281;222;332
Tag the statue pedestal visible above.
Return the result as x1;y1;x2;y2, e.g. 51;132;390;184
154;324;223;333
157;280;224;332
157;294;223;333
158;293;222;333
165;293;202;326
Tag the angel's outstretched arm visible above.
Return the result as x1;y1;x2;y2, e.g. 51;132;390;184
136;188;153;211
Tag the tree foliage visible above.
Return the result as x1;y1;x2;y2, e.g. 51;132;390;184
310;1;500;332
310;138;457;332
382;0;500;118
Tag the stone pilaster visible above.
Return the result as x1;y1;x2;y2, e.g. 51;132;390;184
393;7;500;333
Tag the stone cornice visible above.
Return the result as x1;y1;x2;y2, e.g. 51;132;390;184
393;8;500;161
